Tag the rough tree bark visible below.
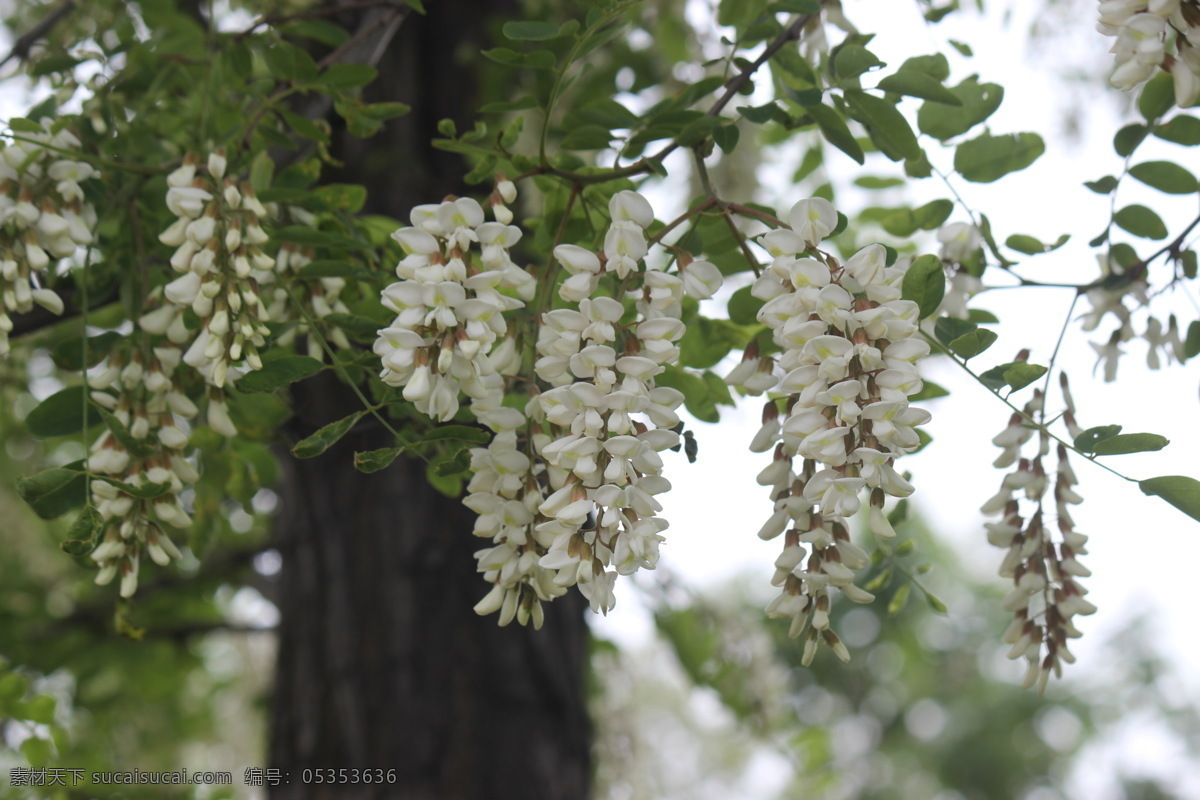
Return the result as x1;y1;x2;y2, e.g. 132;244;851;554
268;3;592;799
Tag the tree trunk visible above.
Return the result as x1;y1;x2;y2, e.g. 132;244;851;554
268;3;592;798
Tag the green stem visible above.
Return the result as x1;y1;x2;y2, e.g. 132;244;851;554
921;331;1138;484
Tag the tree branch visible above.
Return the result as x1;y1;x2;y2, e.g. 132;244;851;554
0;0;75;70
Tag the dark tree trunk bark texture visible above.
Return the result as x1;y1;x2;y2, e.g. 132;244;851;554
268;3;592;798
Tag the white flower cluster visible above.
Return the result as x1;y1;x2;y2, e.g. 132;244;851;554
378;188;721;625
1098;0;1200;105
523;190;694;618
0;119;97;355
980;375;1093;693
731;198;931;664
264;242;352;360
87;345;198;597
148;150;275;391
1078;256;1186;381
374;192;530;422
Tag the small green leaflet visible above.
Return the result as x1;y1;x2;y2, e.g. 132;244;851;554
954;132;1044;183
292;411;364;458
25;386;90;437
1138;475;1200;523
1114;204;1168;240
1128;160;1198;194
1073;425;1123;452
900;254;945;319
354;448;402;474
1005;233;1070;255
876;71;962;105
1089;433;1169;456
236;356;325;393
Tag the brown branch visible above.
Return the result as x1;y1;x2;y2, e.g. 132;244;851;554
0;0;75;70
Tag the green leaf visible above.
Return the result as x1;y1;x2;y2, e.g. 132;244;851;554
854;176;905;189
21;694;55;725
833;44;885;79
900;254;945;319
933;317;976;345
60;506;104;557
420;424;491;445
324;313;385;344
265;41;319;83
1114;204;1169;240
481;47;556;70
1154;114;1200;145
560;124;615;150
899;53;950;81
1002;363;1047;391
954;132;1044;183
434;448;471;476
283;19;350;47
291;411;364;458
320;64;378;90
502;20;563;40
1138;475;1200;523
7;117;44;134
51;331;123;371
1090;433;1169;456
948;328;997;359
16;465;87;520
917;78;1003;141
882;199;953;236
1005;233;1070;255
808;104;865;164
354;448;402;473
1138;72;1175;120
26;386;90;437
20;737;52;765
843;90;921;162
1129;160;1198;194
1184;320;1200;359
1073;425;1123;452
727;285;764;326
1084;175;1119;194
237;356;325;393
877;71;962;105
713;123;740;154
1114;123;1148;157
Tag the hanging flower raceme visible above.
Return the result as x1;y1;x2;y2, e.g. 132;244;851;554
87;343;198;597
153;150;275;393
263;242;353;361
523;190;694;618
377;186;717;626
1097;0;1200;105
0;118;97;355
731;197;931;664
980;373;1093;693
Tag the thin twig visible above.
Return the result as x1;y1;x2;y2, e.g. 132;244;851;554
0;0;75;70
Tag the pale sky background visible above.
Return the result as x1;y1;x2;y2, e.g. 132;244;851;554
3;1;1199;798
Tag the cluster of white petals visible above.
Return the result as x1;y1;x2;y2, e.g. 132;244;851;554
264;242;352;360
381;188;721;625
1098;0;1200;106
87;345;198;597
731;197;930;664
0;118;97;355
980;375;1093;693
151;151;275;392
374;192;530;422
1078;254;1185;381
935;222;983;319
